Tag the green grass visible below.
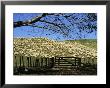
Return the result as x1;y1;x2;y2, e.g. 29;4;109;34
65;39;97;49
14;38;97;57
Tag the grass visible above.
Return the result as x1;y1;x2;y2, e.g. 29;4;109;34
14;38;97;57
65;39;97;49
13;38;97;75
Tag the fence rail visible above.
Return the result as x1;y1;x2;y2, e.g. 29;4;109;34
14;55;97;75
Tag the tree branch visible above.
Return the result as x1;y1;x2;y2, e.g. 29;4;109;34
14;13;47;28
39;20;62;29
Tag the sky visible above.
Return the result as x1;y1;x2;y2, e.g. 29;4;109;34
13;13;97;41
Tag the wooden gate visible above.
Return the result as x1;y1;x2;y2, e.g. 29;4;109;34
53;56;81;69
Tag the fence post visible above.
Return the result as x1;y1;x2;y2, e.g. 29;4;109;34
22;56;24;67
54;57;56;63
15;56;17;67
32;57;34;67
84;58;86;64
75;58;76;66
52;57;54;67
49;57;54;68
45;58;47;67
27;57;29;67
78;58;81;67
92;59;94;65
41;58;43;68
35;58;38;67
20;56;22;67
48;58;50;67
30;57;32;67
33;60;35;67
58;57;60;68
31;57;34;67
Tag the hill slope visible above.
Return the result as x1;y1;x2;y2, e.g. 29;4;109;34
65;39;97;49
14;38;97;59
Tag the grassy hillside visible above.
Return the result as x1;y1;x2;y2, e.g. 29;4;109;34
13;38;97;59
65;39;97;49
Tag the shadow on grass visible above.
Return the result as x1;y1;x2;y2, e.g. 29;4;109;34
14;64;97;75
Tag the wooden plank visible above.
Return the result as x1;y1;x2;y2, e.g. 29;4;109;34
56;56;81;59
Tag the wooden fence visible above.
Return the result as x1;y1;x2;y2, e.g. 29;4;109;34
54;56;81;68
13;55;97;75
14;55;54;69
14;55;97;69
